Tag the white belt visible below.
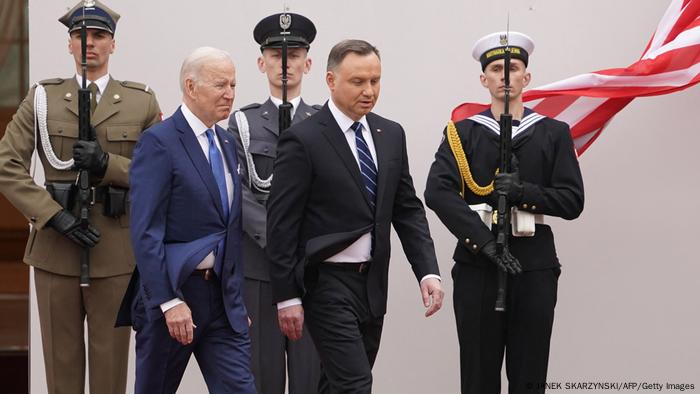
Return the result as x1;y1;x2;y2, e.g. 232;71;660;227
469;203;544;237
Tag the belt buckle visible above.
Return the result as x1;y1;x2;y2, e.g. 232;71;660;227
358;263;368;274
204;269;213;281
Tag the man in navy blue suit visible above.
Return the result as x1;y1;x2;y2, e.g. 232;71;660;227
121;47;256;393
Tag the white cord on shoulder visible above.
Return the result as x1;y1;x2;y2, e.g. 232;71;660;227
235;110;272;192
34;84;73;170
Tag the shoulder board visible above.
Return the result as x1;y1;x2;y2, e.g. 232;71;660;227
311;104;322;110
120;80;152;93
240;103;261;111
37;78;65;86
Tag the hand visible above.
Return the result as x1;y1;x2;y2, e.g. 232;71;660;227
420;278;444;317
278;304;304;341
164;303;195;345
73;139;108;175
494;171;524;204
480;240;523;275
47;210;100;248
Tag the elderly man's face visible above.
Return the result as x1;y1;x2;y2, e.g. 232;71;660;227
326;52;381;121
187;60;236;126
68;29;114;75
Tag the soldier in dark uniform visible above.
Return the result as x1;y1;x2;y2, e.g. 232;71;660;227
0;1;161;392
424;31;584;394
227;12;321;394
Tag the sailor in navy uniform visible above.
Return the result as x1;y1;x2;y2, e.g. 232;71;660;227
424;31;584;394
227;12;322;394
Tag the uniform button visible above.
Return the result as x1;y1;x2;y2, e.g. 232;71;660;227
65;92;72;98
472;244;478;250
522;203;528;209
531;205;537;210
58;129;63;134
254;234;261;240
114;94;120;100
122;132;128;138
264;148;269;153
465;238;470;244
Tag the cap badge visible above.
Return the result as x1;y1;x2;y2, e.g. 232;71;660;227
83;0;96;8
279;13;291;30
499;34;508;46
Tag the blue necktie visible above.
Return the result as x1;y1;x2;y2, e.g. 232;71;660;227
351;122;377;208
205;129;229;221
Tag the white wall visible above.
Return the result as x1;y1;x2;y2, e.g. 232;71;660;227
28;1;700;393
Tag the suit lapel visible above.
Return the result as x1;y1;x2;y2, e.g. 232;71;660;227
174;108;225;221
367;113;389;212
92;78;120;126
260;99;279;136
215;125;240;225
318;105;373;210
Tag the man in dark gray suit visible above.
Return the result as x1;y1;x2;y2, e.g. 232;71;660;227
227;12;321;394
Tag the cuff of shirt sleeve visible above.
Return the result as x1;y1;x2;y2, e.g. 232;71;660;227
277;297;302;310
420;274;441;284
160;298;184;313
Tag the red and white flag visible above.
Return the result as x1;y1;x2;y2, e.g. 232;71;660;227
451;0;700;155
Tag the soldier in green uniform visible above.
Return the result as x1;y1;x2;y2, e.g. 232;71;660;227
0;1;161;392
227;12;321;394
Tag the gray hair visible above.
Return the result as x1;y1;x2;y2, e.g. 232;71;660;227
327;39;380;72
179;46;233;92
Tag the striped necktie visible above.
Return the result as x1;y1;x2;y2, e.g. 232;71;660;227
351;121;377;208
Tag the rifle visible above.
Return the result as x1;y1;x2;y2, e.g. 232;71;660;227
494;32;513;312
77;1;95;287
278;10;292;132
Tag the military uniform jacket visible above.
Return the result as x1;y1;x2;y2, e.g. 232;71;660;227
424;109;584;271
0;76;161;277
227;98;320;281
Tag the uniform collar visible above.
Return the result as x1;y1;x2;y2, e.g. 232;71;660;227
74;73;110;95
469;107;545;138
269;95;301;119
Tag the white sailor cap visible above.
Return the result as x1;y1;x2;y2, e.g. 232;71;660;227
471;31;534;71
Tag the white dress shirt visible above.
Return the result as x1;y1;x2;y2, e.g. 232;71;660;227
269;95;302;119
277;99;439;310
160;103;234;313
74;73;110;102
